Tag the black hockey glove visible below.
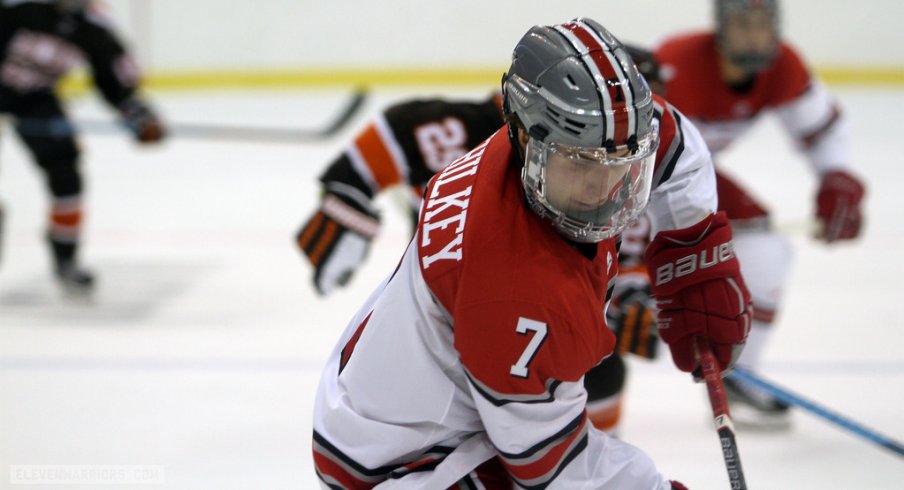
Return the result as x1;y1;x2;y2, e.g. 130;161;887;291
118;98;165;144
296;185;381;295
607;278;660;360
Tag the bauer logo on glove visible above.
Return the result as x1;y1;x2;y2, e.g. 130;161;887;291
654;241;735;286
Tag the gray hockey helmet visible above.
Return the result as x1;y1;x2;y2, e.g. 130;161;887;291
503;18;659;243
503;17;654;151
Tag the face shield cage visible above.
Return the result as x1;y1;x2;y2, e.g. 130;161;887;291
717;6;780;73
522;131;659;243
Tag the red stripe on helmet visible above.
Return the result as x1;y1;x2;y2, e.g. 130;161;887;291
561;22;630;146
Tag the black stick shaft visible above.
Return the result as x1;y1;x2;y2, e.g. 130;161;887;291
9;88;368;144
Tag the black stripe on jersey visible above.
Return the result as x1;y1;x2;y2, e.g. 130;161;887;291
313;430;401;477
451;473;479;490
388;460;441;477
387;445;455;479
465;368;561;407
496;412;584;461
653;106;685;187
316;477;344;490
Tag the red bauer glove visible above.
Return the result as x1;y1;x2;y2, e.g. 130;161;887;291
643;212;752;374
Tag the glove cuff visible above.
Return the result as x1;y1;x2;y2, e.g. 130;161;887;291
321;192;380;239
819;170;865;202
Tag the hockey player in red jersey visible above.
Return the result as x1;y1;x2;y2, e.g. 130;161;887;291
312;18;751;489
654;0;866;428
297;47;663;436
0;0;165;294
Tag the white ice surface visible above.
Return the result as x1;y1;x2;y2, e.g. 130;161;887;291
1;87;902;489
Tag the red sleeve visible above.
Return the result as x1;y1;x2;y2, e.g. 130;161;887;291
454;300;605;402
765;42;812;106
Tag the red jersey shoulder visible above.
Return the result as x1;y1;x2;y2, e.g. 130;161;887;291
655;31;715;65
761;41;812;106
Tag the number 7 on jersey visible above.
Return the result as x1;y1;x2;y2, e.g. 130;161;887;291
510;317;548;378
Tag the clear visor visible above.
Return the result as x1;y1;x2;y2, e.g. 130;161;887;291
523;132;659;242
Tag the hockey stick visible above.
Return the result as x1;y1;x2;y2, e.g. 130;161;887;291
8;88;368;144
696;338;748;490
730;367;904;459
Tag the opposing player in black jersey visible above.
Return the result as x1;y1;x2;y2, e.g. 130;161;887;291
0;0;165;294
297;92;504;295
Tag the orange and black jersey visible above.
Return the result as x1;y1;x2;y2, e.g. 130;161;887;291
0;0;140;106
319;94;504;200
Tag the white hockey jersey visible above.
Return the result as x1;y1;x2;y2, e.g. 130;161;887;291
312;96;716;489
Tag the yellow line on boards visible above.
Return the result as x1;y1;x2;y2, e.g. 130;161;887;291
56;66;904;96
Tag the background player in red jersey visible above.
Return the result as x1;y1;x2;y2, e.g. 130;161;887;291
0;0;165;294
311;17;749;489
654;0;867;429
